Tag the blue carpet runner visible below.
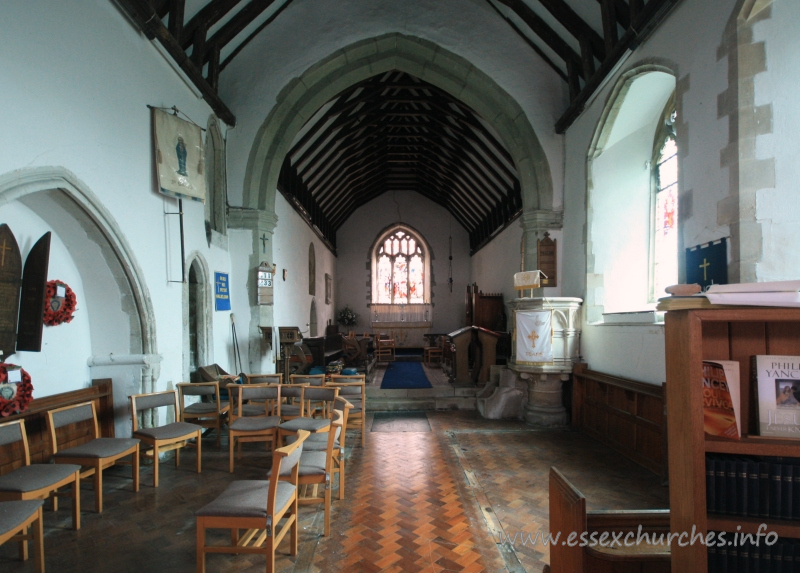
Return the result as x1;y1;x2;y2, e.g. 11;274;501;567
380;361;432;389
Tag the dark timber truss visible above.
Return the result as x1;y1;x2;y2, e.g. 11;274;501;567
279;72;522;254
112;0;681;250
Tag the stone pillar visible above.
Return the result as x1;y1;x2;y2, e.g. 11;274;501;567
522;372;568;426
228;207;279;374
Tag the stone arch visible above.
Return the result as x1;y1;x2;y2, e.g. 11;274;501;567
242;33;553;219
584;64;677;321
0;166;160;434
183;251;213;380
0;166;157;355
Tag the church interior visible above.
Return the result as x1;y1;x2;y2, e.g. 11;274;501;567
1;0;797;572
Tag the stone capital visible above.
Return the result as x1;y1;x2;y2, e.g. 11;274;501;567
228;206;279;234
520;209;563;232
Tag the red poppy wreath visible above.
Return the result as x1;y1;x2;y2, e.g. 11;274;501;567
43;280;77;326
0;363;33;417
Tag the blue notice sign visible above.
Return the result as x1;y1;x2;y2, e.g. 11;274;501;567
214;272;231;311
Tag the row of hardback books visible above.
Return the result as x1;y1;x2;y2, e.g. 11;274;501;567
706;455;800;520
708;536;799;572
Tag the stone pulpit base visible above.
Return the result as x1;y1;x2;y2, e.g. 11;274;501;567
506;297;582;428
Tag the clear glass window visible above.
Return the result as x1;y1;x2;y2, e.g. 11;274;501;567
374;228;426;304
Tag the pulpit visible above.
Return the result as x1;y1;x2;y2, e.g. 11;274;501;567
507;297;582;426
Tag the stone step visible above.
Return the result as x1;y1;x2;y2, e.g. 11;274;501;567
366;384;477;411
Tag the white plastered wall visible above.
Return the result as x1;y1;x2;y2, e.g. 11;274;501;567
0;0;234;412
561;0;738;384
336;192;470;335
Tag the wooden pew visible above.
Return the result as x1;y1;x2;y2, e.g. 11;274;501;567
548;467;670;573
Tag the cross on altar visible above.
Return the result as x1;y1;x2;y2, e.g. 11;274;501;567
700;258;711;281
260;234;268;253
0;239;10;267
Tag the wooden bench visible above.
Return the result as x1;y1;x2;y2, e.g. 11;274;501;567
547;467;670;573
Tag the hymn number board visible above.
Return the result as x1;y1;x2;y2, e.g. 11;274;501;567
537;232;557;287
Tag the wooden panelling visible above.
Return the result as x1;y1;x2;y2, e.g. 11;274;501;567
0;379;114;475
572;364;666;477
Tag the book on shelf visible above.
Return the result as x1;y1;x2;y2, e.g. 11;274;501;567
703;360;741;439
752;355;800;438
706;454;800;520
707;535;799;573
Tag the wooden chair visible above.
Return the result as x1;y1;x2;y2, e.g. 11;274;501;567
375;336;395;362
289;374;325;387
0;419;81;530
549;467;670;573
177;382;229;448
423;336;443;366
130;390;203;488
227;384;282;473
277;387;339;435
195;430;310;573
46;401;140;513
277;384;305;421
273;410;343;537
246;373;283;385
0;500;45;572
328;374;366;448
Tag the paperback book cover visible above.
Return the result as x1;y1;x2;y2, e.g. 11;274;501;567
702;360;741;439
753;355;800;438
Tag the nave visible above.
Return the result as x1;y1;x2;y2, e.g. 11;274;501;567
1;411;666;573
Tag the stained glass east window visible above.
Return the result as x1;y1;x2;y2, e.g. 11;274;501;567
373;228;426;304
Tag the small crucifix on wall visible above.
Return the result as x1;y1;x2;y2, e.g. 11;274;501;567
260;233;268;254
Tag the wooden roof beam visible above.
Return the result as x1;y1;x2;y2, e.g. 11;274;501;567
181;0;243;49
537;0;606;62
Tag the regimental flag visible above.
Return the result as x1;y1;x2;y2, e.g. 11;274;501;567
515;310;553;365
686;238;727;289
152;108;206;202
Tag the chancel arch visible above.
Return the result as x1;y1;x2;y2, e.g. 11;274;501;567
584;66;677;321
242;33;555;234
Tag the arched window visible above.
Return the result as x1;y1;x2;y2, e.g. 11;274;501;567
650;107;679;302
372;226;429;304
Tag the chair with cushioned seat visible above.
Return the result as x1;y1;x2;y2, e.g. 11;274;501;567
328;374;366;447
286;397;352;500
195;430;310;573
277;387;339;440
0;500;45;572
0;419;81;530
129;390;202;488
288;374;325;387
46;401;140;514
227;384;282;473
277;384;305;422
177;382;229;448
272;410;343;537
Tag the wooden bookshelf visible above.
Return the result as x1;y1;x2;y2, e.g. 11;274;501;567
665;308;800;573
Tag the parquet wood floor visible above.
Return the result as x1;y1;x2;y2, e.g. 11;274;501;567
0;411;666;573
